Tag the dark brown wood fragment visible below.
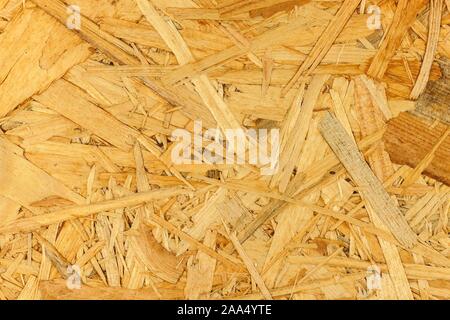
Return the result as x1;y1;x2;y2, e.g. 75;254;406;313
415;59;450;125
384;112;450;186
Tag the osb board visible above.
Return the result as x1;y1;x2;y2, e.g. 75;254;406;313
0;0;449;301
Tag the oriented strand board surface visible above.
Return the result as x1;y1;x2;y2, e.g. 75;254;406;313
0;0;449;301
